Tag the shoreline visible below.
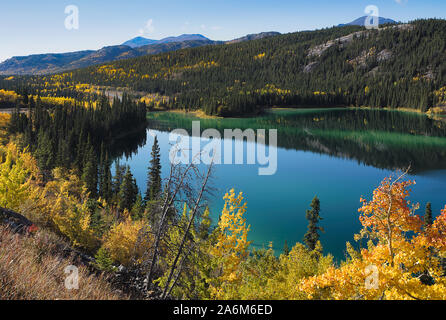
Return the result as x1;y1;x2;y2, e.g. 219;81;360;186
148;104;434;120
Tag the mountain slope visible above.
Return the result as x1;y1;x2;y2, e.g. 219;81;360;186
339;16;397;26
0;32;275;75
0;40;217;75
122;36;158;48
226;32;281;44
122;34;210;48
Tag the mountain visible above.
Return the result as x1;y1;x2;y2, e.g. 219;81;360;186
0;40;217;75
155;34;210;44
339;16;397;27
122;37;158;48
122;34;210;48
226;32;281;44
1;32;278;75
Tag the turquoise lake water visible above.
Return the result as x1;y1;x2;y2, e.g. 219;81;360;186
116;109;446;261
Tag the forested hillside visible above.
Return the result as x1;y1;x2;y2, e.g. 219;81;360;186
1;19;445;116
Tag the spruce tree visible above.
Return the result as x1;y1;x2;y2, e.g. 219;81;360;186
118;166;138;211
99;147;113;201
283;240;290;256
303;196;323;251
82;142;98;198
113;160;125;196
424;202;433;230
102;154;113;201
35;129;54;172
144;136;162;203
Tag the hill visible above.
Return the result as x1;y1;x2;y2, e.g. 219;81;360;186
339;16;398;27
0;32;279;76
1;19;445;117
0;39;217;75
122;34;211;48
226;32;281;44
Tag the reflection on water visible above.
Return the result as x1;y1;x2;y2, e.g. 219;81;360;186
108;126;147;160
147;108;446;172
114;109;446;260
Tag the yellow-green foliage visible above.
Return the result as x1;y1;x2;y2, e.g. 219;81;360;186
0;113;10;144
0;143;38;211
209;189;251;299
35;168;99;250
102;217;152;267
263;242;333;299
0;89;19;104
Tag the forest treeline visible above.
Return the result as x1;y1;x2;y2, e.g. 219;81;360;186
1;19;446;116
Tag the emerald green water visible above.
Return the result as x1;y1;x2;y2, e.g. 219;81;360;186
118;108;446;260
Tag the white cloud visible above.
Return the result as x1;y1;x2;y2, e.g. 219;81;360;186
211;26;222;31
138;19;155;36
395;0;408;4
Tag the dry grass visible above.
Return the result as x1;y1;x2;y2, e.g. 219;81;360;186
0;225;128;300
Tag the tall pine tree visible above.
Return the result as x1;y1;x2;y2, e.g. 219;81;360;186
82;139;98;198
118;166;138;211
144;136;162;203
303;196;323;251
424;202;433;230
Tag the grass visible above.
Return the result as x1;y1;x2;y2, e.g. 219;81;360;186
0;225;128;300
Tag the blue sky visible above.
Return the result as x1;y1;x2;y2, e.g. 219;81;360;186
0;0;445;62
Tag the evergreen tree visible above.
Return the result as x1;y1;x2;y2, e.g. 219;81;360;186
131;193;145;220
102;154;113;201
424;202;433;230
113;160;125;196
303;196;323;251
94;247;116;272
98;144;112;201
283;240;290;256
35;129;54;172
144;136;162;203
118;166;138;211
82;142;98;198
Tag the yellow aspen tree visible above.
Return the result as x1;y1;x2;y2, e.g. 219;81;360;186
209;188;251;299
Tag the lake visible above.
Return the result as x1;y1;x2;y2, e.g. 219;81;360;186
116;108;446;261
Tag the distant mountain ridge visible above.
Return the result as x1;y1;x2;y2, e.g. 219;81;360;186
122;34;211;48
0;31;281;75
0;40;217;75
226;32;281;44
339;16;398;27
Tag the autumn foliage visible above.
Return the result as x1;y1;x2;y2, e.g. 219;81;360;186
300;173;446;300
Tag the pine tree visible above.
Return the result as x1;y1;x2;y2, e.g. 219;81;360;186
144;136;162;203
82;142;98;198
35;128;54;172
98;143;112;201
103;154;113;201
303;196;323;251
113;160;125;196
99;148;113;201
424;202;433;230
198;207;212;240
283;240;290;256
118;166;138;211
131;193;144;220
94;247;116;272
